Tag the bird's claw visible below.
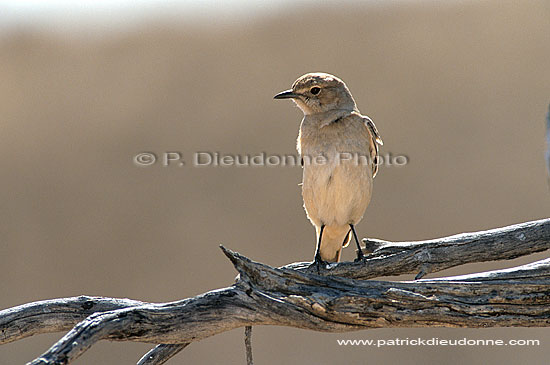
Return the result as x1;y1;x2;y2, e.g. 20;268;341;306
309;254;328;274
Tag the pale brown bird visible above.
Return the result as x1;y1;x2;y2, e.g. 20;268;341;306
274;72;383;265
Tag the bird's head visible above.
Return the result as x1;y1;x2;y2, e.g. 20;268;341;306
274;72;356;115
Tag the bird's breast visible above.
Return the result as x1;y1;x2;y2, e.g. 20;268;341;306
299;116;374;227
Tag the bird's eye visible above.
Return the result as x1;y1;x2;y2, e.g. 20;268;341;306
310;87;321;95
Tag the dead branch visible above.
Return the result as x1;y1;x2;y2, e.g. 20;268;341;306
1;218;549;365
289;218;550;279
137;344;189;365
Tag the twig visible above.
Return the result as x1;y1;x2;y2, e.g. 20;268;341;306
137;344;188;365
245;326;253;365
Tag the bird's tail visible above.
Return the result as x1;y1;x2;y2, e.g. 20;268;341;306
317;226;351;263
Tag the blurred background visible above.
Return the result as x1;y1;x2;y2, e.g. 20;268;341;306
1;0;550;364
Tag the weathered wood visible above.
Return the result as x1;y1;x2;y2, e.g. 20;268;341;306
0;296;145;345
244;326;253;365
0;218;549;364
289;218;550;279
137;344;188;365
23;252;550;364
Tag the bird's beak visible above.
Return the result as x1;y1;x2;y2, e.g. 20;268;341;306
274;89;300;100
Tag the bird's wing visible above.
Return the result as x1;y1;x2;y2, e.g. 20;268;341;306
363;115;383;145
362;115;383;178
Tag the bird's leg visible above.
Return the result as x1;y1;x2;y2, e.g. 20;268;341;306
350;224;365;261
311;224;327;273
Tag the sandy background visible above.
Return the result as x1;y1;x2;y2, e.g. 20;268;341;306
1;0;550;363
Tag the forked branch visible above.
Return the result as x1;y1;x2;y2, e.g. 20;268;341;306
1;218;549;365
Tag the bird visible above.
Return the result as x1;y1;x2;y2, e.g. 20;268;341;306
274;72;383;266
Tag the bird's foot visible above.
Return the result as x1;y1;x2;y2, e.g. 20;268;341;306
354;249;365;263
309;253;328;274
